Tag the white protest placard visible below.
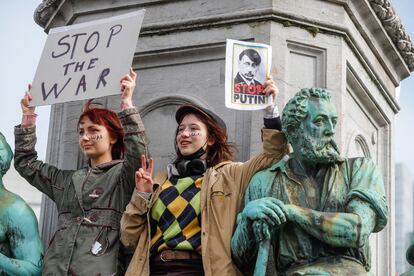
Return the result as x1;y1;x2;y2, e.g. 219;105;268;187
225;39;272;110
31;9;146;106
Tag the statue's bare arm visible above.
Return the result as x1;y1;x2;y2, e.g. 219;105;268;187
0;200;43;276
286;198;376;248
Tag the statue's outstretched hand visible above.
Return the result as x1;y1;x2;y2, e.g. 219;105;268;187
242;197;287;227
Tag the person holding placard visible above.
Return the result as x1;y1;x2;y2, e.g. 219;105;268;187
120;77;289;276
14;69;149;275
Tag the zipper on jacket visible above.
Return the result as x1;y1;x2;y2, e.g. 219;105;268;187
76;168;92;211
81;168;92;191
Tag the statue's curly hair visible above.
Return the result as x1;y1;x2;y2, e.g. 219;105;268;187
282;88;331;142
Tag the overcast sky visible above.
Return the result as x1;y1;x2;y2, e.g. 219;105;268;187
392;0;414;173
0;0;413;172
0;1;49;159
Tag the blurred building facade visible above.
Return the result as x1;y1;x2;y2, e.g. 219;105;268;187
4;164;41;219
395;163;414;274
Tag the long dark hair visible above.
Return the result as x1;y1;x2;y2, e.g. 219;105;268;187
78;101;125;160
174;112;235;167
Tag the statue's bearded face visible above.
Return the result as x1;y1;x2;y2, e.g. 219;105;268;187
296;99;340;164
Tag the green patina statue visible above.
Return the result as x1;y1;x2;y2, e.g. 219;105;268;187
401;244;414;275
0;132;43;275
231;88;388;275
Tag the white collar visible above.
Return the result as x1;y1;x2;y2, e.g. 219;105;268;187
240;74;254;86
167;163;180;179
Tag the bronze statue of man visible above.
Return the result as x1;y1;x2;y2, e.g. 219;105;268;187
231;88;388;275
0;132;43;275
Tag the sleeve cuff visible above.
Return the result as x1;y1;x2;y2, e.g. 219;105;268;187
21;114;37;128
118;107;145;133
14;125;36;135
263;116;282;130
130;188;152;214
137;190;152;201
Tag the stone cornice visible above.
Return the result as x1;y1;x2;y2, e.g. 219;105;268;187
34;0;414;72
368;0;414;71
33;0;62;28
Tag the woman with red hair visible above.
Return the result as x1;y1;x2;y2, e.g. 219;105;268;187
14;69;149;275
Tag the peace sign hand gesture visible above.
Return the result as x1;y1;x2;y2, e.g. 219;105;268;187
135;155;154;193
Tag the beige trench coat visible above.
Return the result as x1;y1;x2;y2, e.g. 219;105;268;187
120;129;288;276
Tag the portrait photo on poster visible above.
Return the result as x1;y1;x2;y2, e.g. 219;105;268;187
225;39;272;110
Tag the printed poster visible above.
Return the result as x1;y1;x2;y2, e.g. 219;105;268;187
225;39;272;110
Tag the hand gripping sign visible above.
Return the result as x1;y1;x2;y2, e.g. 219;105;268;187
225;39;272;110
30;10;145;106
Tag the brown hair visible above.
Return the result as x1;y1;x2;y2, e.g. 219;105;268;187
78;101;125;160
174;112;236;167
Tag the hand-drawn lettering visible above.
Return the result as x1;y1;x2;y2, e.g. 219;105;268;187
52;35;71;58
84;31;100;53
75;61;85;72
31;10;146;106
70;33;88;59
63;58;99;75
89;134;103;140
96;68;110;89
63;62;75;76
75;75;87;95
42;78;71;100
87;58;99;70
106;24;122;48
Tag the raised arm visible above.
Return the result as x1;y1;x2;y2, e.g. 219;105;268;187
118;69;150;194
0;200;43;276
14;86;73;201
230;77;289;198
120;155;155;250
120;192;151;251
20;84;37;128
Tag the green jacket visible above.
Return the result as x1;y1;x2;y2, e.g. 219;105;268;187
14;108;149;276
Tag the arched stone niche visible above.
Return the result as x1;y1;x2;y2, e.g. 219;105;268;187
345;132;382;273
346;134;372;159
